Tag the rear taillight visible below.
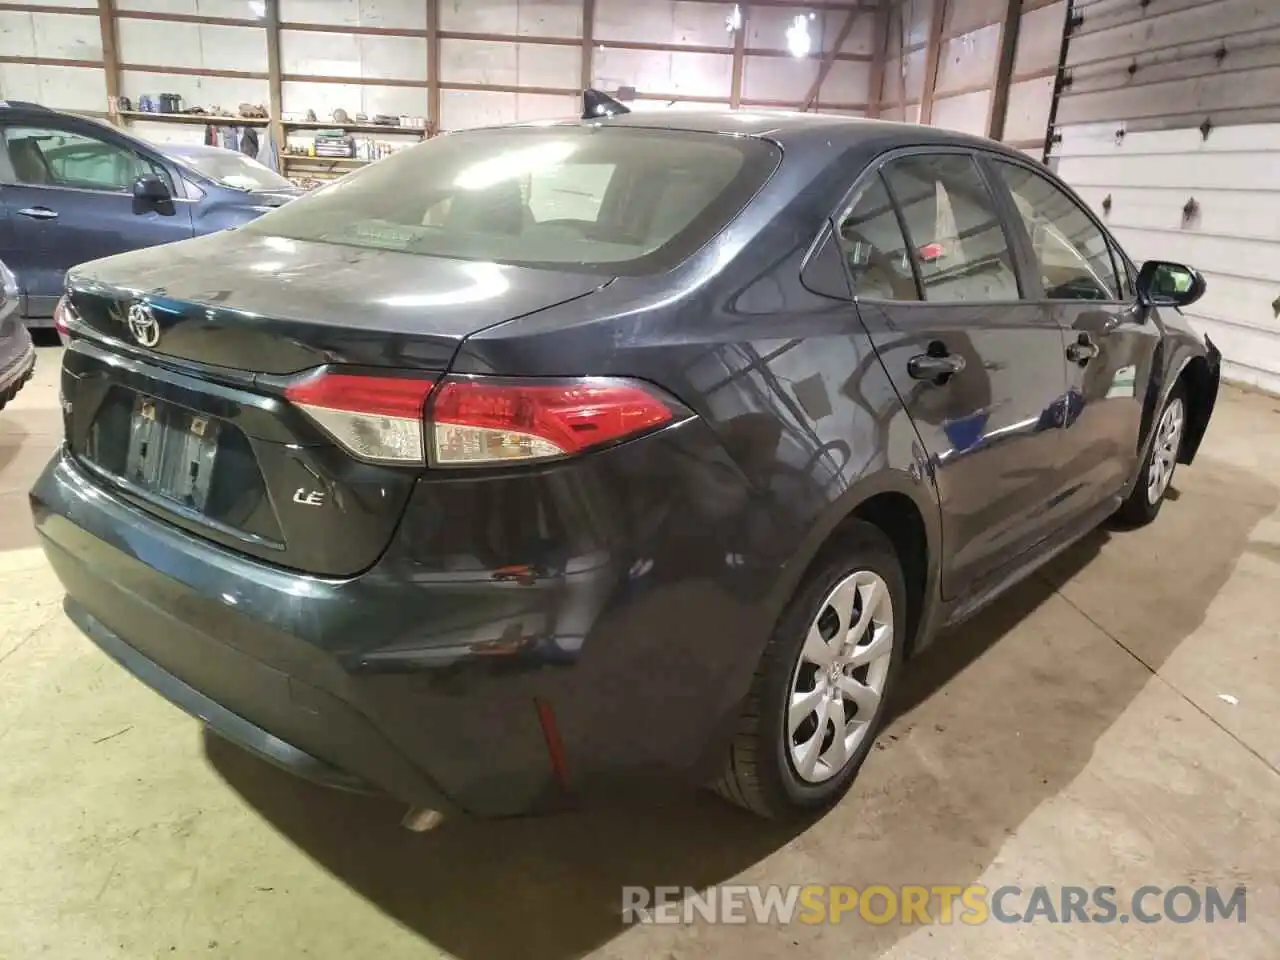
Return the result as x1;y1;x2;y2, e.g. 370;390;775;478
428;376;675;466
53;295;74;344
285;373;436;464
285;371;677;467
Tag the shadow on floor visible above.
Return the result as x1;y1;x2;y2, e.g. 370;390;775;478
208;456;1277;960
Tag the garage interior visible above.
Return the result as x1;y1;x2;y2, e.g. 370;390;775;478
1;0;1279;957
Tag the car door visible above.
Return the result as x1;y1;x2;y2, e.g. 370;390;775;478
986;157;1161;518
0;121;193;320
837;149;1069;600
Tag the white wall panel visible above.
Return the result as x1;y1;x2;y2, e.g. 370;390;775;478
515;91;575;120
821;8;876;58
439;88;513;128
593;47;730;99
118;0;264;16
121;69;268;109
936;23;999;96
118;21;266;72
127;118;208;145
281;79;424;117
440;38;577;89
278;0;426;30
595;0;732;48
1003;75;1054;142
944;0;1004;39
440;88;577;129
0;11;101;61
440;0;581;38
0;62;105;111
281;31;427;81
931;88;990;135
819;59;872;106
742;55;817;104
1013;0;1065;76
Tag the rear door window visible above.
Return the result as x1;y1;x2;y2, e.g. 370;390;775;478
882;153;1021;303
834;174;919;301
245;127;781;275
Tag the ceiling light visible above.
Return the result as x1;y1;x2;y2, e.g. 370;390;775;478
726;4;742;32
786;14;812;58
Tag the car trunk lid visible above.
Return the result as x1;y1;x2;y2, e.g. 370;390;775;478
66;229;607;374
61;233;608;576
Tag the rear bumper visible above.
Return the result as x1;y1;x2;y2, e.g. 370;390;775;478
65;600;376;796
0;330;34;407
32;421;780;815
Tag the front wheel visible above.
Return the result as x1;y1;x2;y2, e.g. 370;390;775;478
1115;384;1186;527
713;522;905;819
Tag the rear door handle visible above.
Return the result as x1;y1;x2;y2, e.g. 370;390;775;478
17;206;58;221
907;350;966;382
1066;333;1100;365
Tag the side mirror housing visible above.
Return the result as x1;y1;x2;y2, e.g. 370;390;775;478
133;174;174;215
1136;259;1205;308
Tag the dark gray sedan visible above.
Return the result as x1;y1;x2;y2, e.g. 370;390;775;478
34;109;1221;824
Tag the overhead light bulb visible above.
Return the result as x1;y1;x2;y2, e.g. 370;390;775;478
786;14;811;58
726;4;742;32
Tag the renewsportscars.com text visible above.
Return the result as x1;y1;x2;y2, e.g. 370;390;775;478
621;884;1247;926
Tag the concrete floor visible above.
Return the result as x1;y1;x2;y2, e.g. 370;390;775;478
2;345;1279;959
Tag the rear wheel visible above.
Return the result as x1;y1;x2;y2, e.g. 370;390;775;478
714;522;905;819
1115;384;1186;527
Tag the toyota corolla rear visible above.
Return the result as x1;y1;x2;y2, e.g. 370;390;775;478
30;122;783;817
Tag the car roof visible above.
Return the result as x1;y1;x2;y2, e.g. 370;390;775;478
528;108;1030;164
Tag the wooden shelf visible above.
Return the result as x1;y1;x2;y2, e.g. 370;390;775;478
118;110;270;127
282;119;427;137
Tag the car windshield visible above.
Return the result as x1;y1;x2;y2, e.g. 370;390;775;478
242;126;780;274
180;150;293;192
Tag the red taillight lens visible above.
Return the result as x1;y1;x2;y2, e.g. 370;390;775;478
284;372;677;467
428;377;675;466
285;372;436;464
53;295;74;343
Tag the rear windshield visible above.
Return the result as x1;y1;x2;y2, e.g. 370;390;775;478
243;126;779;275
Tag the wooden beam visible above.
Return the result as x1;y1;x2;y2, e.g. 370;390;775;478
0;3;96;12
918;0;947;125
117;10;261;27
801;6;861;111
264;0;283;153
866;1;890;117
96;0;120;123
986;0;1023;140
729;4;746;108
896;1;906;118
581;0;595;90
427;0;440;133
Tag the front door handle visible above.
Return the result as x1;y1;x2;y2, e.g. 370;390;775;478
1066;333;1100;365
907;349;966;382
17;206;58;221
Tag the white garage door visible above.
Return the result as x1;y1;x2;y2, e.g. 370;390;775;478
1048;0;1280;395
1055;122;1280;394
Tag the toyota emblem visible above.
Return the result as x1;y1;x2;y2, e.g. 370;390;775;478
126;302;160;347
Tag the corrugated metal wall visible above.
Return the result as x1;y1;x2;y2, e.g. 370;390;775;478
1051;0;1280;393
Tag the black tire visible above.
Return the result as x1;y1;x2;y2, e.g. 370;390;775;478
1114;382;1186;528
713;521;907;819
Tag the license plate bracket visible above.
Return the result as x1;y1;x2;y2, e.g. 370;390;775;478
124;395;221;511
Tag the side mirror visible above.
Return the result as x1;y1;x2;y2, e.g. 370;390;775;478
133;174;174;215
1136;260;1205;308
